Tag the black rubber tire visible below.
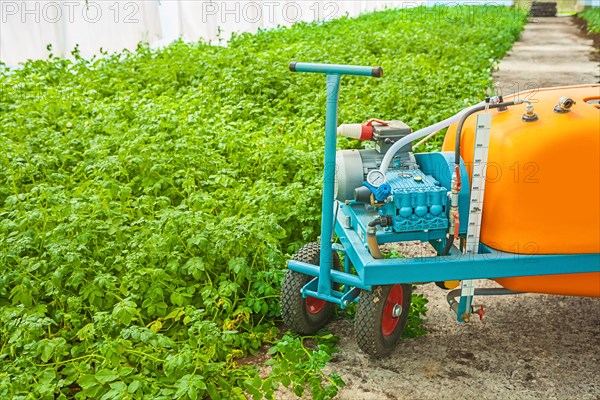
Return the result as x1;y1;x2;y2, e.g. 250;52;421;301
355;284;412;357
281;242;341;335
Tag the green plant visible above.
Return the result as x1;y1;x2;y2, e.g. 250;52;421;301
404;293;429;338
0;5;526;399
580;7;600;33
266;333;344;400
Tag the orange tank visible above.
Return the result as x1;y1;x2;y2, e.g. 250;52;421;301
442;84;600;297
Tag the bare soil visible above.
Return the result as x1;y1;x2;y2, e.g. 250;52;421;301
307;16;600;400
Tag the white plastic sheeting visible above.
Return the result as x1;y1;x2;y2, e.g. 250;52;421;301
1;0;513;66
1;1;162;65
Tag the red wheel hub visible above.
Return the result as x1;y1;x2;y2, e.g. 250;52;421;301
381;285;404;336
306;296;327;315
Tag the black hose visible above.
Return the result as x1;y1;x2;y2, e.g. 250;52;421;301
446;100;520;256
368;216;392;228
454;101;518;166
368;218;380;228
367;216;391;259
442;235;454;256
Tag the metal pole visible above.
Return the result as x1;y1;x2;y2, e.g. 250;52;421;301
318;73;341;295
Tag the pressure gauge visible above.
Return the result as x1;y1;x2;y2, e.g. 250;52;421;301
367;170;387;188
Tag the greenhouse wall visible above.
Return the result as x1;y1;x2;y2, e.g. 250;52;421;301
1;0;514;66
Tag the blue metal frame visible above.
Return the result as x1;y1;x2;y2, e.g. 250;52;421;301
288;62;600;316
290;62;382;77
289;203;600;286
289;62;384;299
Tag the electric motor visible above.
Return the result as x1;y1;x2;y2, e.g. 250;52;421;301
335;120;414;201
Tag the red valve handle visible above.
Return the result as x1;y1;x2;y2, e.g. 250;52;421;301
476;305;486;321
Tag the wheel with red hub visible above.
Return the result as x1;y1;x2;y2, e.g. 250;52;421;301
281;242;341;335
355;284;412;357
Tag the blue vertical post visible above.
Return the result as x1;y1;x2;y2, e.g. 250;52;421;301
289;61;383;297
317;73;341;295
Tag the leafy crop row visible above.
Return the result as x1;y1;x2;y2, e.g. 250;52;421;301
580;7;600;33
0;5;526;399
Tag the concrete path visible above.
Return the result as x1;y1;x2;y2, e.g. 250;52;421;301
493;16;599;92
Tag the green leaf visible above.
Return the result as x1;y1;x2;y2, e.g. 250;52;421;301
78;374;98;390
112;300;138;325
118;366;135;377
94;369;119;384
39;368;57;385
40;340;56;363
206;382;220;400
128;380;141;394
280;375;291;387
185;257;205;279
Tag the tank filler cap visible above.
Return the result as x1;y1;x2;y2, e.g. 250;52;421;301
554;96;576;113
522;103;539;122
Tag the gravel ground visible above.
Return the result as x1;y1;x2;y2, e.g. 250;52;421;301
329;246;600;399
319;16;600;400
493;16;599;89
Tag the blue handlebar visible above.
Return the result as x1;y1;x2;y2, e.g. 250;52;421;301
288;60;382;297
289;61;383;77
